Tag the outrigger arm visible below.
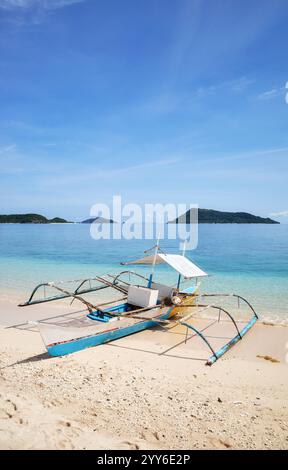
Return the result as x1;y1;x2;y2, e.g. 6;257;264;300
146;293;258;365
18;267;258;365
167;292;258;365
18;275;128;309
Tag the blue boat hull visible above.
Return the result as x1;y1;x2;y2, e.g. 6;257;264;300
47;286;198;357
47;308;172;357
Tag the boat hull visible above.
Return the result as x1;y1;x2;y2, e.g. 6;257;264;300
47;309;172;357
39;286;198;357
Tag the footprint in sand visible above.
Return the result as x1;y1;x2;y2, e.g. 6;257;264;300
41;422;81;450
138;429;164;448
209;436;233;449
121;440;140;450
0;398;17;420
56;439;75;450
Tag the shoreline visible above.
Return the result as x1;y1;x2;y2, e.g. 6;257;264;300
1;288;287;327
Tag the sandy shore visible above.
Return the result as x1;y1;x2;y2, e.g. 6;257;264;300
0;298;287;450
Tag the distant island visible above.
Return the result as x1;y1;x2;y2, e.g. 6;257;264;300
0;210;279;225
170;208;279;224
82;217;115;224
0;214;70;224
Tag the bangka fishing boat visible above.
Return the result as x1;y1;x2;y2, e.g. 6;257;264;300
19;244;258;365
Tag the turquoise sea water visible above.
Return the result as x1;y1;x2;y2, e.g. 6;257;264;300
0;224;287;323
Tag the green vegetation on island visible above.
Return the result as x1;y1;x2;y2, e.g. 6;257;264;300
81;217;115;223
0;210;279;225
170;208;279;224
0;214;70;224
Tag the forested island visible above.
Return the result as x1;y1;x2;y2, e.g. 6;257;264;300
82;217;115;223
0;214;69;224
170;208;279;224
0;209;279;224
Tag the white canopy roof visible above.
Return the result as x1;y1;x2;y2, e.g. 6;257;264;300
122;254;207;279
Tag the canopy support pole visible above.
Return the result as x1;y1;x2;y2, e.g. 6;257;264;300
177;240;186;289
148;234;160;288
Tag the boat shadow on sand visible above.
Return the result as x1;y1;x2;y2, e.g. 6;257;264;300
4;314;245;366
105;318;236;362
0;351;51;369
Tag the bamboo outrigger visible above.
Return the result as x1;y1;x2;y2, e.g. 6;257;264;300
19;244;258;364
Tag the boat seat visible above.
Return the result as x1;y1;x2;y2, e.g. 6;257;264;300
127;285;159;308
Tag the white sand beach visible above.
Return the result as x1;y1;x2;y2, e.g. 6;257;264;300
1;0;287;453
0;297;287;450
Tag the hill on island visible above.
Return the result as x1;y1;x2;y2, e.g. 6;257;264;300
0;214;69;224
82;217;115;223
170;208;279;224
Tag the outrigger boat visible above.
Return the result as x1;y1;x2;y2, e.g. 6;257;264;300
19;244;258;365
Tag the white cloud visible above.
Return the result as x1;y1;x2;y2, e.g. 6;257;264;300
270;211;288;217
0;0;32;9
137;76;255;117
0;0;83;10
194;77;254;99
45;0;84;10
0;0;84;25
1;120;50;134
191;146;288;167
53;157;181;184
230;77;255;92
257;87;284;100
0;144;16;155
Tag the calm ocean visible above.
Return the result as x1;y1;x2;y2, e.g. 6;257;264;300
0;223;287;323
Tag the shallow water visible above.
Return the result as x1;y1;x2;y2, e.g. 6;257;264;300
0;224;287;323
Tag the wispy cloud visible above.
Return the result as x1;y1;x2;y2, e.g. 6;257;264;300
175;146;288;178
0;144;16;155
107;157;182;175
270;211;288;217
0;0;83;10
1;120;49;134
42;157;182;186
201;146;288;165
138;76;255;117
257;87;285;100
194;77;255;98
0;148;181;181
0;0;84;24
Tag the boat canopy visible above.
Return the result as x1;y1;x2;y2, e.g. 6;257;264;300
122;254;207;279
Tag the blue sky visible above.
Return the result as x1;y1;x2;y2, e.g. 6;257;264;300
0;0;287;221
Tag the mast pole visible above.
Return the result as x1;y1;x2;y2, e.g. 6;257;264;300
148;234;160;288
177;240;186;289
